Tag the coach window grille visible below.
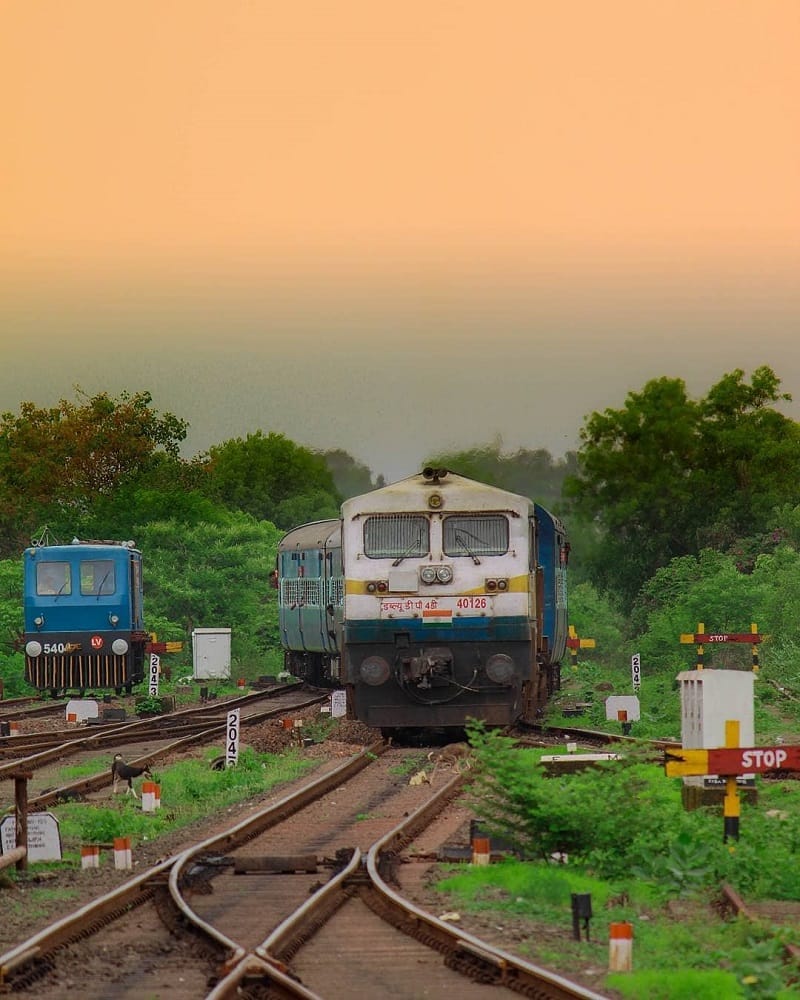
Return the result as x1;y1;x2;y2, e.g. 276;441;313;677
363;515;430;560
282;577;322;607
328;577;345;605
443;515;509;557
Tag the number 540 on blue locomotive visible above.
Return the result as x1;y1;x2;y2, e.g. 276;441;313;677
22;539;147;696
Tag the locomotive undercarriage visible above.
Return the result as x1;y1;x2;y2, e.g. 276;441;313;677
24;637;145;697
346;637;553;730
285;649;340;688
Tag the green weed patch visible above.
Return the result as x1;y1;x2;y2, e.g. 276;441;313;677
55;746;316;851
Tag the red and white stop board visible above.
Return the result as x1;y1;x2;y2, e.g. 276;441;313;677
708;746;800;775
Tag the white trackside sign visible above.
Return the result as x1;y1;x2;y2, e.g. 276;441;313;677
226;707;240;766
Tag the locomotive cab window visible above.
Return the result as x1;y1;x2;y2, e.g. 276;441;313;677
36;562;71;596
363;515;430;559
443;515;509;557
80;559;116;596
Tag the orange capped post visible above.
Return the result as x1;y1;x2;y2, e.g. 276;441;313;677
608;922;633;972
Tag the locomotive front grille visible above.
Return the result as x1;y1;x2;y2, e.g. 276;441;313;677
25;653;132;691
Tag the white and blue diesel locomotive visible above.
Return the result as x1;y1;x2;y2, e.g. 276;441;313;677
22;540;147;696
277;468;569;731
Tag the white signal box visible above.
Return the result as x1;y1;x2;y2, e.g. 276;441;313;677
192;628;232;680
677;669;754;749
678;669;755;787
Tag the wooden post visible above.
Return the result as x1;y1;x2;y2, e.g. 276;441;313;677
0;847;27;871
13;772;32;871
724;720;740;842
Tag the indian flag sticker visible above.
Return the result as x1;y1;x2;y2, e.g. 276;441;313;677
423;608;453;625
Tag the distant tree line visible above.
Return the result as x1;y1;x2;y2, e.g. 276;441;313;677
1;365;799;685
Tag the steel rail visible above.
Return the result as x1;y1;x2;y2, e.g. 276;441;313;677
0;682;305;754
25;693;328;809
208;772;607;1000
0;857;173;987
363;792;609;1000
0;741;386;990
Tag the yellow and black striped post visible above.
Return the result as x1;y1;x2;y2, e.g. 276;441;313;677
750;623;759;674
723;719;740;843
696;622;704;671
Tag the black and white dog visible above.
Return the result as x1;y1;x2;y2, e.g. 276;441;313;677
112;753;152;798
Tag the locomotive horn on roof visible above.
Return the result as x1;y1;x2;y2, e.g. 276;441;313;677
422;467;449;483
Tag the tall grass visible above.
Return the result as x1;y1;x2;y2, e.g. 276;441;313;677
55;746;316;849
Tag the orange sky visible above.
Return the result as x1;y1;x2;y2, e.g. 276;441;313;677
4;1;798;276
1;2;799;479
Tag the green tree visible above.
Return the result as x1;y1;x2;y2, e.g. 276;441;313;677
200;431;340;528
424;441;577;509
84;453;224;540
0;389;189;556
136;512;283;668
320;448;382;498
565;367;800;606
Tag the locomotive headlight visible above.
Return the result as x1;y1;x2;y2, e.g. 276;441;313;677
436;565;453;584
34;615;44;628
112;638;129;656
25;640;42;658
420;566;437;585
108;613;120;626
485;653;515;685
360;655;390;686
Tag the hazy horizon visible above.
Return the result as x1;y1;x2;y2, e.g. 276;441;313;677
2;2;798;484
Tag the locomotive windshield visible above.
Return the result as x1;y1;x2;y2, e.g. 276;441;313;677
36;562;71;596
80;559;116;596
363;515;429;560
443;515;508;557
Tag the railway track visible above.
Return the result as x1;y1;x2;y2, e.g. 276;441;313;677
0;684;309;756
0;685;329;809
0;743;606;1000
0;699;69;724
3;715;797;995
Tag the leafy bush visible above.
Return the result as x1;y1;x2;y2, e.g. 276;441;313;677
466;722;800;901
466;724;692;876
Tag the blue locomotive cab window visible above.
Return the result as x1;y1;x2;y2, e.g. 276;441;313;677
443;515;509;557
364;515;430;559
80;559;116;596
36;562;71;596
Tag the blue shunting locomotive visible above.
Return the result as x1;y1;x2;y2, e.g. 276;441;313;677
23;540;147;696
276;469;569;731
